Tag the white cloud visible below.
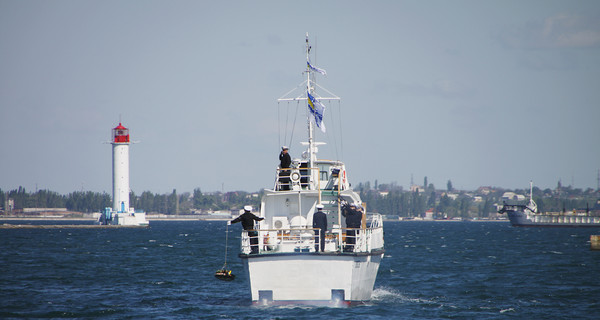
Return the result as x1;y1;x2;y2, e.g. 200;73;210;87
395;79;474;99
499;13;600;49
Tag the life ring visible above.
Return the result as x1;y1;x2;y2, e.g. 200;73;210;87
290;171;301;182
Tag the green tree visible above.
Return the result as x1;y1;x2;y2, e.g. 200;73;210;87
481;197;493;218
427;191;436;208
459;196;472;218
168;189;178;214
193;188;203;209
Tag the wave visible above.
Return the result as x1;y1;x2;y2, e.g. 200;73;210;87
371;287;439;305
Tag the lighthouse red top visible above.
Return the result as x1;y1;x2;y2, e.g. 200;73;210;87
112;123;130;143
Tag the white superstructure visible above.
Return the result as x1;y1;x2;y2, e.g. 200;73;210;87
237;34;384;305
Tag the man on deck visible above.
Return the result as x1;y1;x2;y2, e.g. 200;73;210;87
342;202;363;252
312;204;327;252
229;205;264;254
278;146;292;190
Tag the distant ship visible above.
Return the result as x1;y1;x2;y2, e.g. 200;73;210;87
235;34;384;305
498;182;600;227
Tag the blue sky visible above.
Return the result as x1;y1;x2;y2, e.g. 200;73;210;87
1;0;599;195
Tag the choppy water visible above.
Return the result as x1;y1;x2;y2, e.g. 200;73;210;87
1;220;599;319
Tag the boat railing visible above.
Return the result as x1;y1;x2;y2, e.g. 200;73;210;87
274;167;318;191
240;218;384;255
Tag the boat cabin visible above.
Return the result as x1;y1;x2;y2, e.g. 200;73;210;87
238;158;383;256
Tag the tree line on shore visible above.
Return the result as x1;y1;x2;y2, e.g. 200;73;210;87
356;179;599;218
1;179;598;218
0;187;261;215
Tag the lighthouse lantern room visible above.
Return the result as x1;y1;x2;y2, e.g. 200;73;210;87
113;124;130;143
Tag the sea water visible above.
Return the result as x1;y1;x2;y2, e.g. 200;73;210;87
1;220;599;319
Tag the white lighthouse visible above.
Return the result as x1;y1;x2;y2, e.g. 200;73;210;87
99;122;148;226
112;123;130;213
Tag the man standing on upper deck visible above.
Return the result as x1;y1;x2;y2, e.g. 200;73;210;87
278;146;291;190
229;205;264;254
279;146;291;169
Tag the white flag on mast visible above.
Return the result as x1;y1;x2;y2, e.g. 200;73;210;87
307;60;327;76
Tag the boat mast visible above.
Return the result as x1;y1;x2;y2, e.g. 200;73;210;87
528;180;537;213
529;180;533;203
306;33;316;170
277;33;340;189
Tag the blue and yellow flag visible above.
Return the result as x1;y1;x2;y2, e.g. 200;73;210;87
307;91;326;133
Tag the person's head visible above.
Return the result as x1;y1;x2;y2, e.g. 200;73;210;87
282;146;289;153
316;204;324;211
244;205;252;212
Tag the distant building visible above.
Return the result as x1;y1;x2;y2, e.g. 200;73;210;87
445;193;459;200
4;198;14;212
410;185;425;193
424;209;435;220
22;208;67;213
502;192;525;201
477;186;493;195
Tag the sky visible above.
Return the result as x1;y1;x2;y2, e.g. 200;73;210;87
1;0;599;195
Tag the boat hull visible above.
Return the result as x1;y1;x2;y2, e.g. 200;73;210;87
506;210;600;227
240;251;384;304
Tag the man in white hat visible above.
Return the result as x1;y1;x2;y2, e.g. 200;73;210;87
229;205;264;254
278;146;292;190
312;204;327;252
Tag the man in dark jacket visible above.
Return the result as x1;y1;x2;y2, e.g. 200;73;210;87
229;205;264;254
312;204;327;252
342;202;363;252
278;146;292;190
279;146;292;168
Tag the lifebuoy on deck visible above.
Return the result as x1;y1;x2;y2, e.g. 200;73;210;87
290;171;301;182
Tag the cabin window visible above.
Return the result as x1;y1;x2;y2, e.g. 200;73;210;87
320;170;328;181
318;163;330;181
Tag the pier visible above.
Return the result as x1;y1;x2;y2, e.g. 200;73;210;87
0;224;147;229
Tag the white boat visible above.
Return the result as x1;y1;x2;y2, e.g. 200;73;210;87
237;34;385;305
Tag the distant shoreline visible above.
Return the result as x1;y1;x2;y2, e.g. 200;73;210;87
0;216;506;223
0;216;230;222
388;219;507;223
